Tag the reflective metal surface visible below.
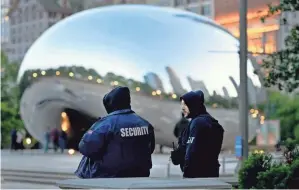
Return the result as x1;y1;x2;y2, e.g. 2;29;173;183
18;5;263;149
18;4;261;96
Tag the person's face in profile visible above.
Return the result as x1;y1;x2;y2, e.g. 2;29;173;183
181;100;190;118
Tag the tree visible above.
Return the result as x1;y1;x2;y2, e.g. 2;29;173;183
261;1;299;92
259;91;299;141
1;51;24;147
1;51;20;107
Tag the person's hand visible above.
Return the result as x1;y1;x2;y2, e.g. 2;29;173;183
170;149;181;165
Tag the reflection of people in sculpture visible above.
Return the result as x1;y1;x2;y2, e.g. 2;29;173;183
44;127;51;153
10;128;18;151
170;90;224;178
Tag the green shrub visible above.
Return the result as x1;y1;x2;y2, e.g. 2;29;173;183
283;139;299;164
238;153;272;189
239;140;299;189
288;158;299;189
256;164;290;189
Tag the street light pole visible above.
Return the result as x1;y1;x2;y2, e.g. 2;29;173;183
239;0;249;161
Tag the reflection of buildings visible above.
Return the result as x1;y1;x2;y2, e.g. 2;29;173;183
228;75;265;105
222;87;230;98
144;72;165;92
247;77;257;105
229;76;239;95
165;66;185;95
187;76;210;100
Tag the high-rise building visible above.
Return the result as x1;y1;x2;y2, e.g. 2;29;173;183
187;76;210;100
214;0;299;78
1;0;11;55
165;66;185;95
144;72;165;92
1;0;10;43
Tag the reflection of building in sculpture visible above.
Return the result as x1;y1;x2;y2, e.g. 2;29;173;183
165;66;185;95
144;72;165;92
222;87;230;98
187;76;210;100
229;76;265;105
229;76;238;94
247;77;257;105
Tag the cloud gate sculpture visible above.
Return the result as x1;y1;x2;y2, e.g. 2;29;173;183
18;5;263;150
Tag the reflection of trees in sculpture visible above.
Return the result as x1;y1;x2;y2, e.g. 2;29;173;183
20;65;240;108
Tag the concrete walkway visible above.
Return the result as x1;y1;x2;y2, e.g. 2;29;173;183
1;149;240;177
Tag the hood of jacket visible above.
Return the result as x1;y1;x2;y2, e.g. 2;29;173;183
180;90;207;119
103;86;131;114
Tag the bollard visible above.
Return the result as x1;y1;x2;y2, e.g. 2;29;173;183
222;157;226;174
166;161;171;178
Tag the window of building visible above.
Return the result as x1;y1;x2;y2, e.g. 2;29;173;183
154;0;173;6
32;11;36;20
39;11;44;18
174;0;185;6
18;8;22;23
201;3;211;16
48;12;57;18
11;17;15;25
48;22;55;27
24;7;29;21
186;6;200;14
187;0;200;4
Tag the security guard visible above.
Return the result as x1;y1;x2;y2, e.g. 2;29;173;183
171;90;224;178
75;86;155;178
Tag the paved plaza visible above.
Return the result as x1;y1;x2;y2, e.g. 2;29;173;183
1;149;238;177
1;182;58;189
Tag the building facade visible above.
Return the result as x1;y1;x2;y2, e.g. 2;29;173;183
214;0;299;73
1;0;11;55
3;0;82;62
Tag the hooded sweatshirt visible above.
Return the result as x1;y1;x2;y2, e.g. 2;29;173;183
75;86;155;178
180;90;224;178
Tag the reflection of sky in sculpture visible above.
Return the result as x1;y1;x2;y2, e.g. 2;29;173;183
18;5;260;97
